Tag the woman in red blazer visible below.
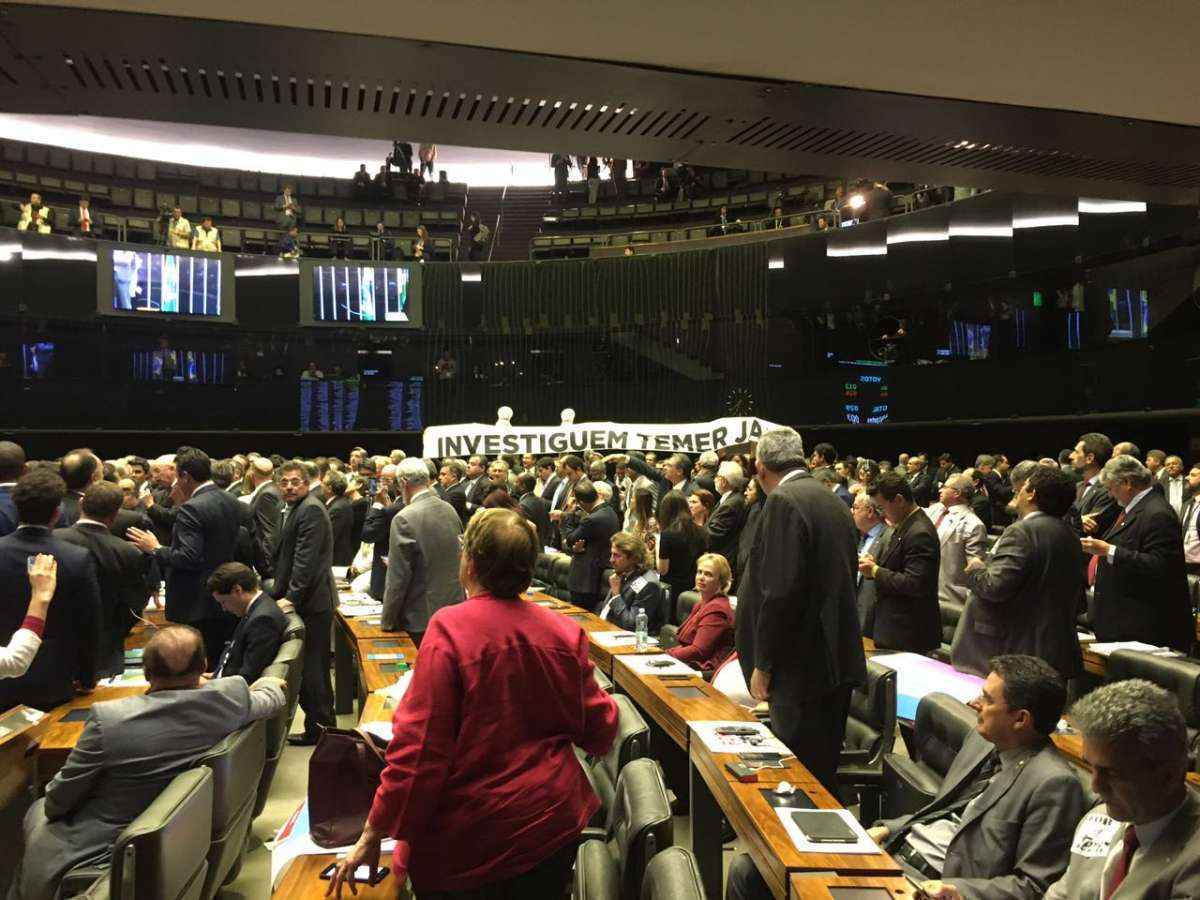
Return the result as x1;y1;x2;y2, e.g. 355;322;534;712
667;552;735;672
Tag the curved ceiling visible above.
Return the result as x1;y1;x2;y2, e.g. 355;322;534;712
17;0;1200;127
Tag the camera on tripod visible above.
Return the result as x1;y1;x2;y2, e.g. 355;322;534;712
386;140;413;174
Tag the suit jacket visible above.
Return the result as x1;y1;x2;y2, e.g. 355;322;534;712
152;484;243;624
110;507;152;540
270;492;336;618
16;677;285;899
562;503;621;596
275;192;302;227
956;512;1084;678
441;480;468;523
834;483;854;507
57;490;85;528
970;492;994;533
1180;496;1200;544
360;498;403;600
217;592;287;683
1045;789;1200;900
56;521;154;658
68;207;100;237
519;491;553;548
463;474;492;517
705;491;747;578
1067;475;1119;538
1091;488;1192;651
880;731;1086;899
0;484;17;537
871;507;942;653
540;474;562;503
326;495;356;567
382;490;463;633
856;525;890;637
735;471;866;699
907;468;935;508
248;481;284;577
927;503;988;606
0;526;102;711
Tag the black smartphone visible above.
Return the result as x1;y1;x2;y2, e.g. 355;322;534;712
318;862;390;885
715;725;758;736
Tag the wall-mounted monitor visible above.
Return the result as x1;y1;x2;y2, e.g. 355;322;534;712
97;244;235;322
298;261;423;328
132;349;227;384
22;342;55;379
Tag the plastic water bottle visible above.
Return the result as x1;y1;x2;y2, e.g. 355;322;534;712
635;607;649;651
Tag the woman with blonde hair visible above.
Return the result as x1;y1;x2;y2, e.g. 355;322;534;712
666;552;735;672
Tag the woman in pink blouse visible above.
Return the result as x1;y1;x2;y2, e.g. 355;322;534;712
667;552;734;672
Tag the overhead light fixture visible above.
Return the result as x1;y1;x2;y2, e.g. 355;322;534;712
1012;214;1079;229
235;262;298;277
461;271;482;282
20;247;97;262
948;223;1013;238
827;244;887;258
767;257;785;269
1078;198;1147;214
847;193;866;210
887;228;950;245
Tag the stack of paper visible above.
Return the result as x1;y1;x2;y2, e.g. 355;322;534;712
689;721;793;755
1087;641;1169;657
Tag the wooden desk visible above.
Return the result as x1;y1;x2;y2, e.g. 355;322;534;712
356;636;419;694
790;873;916;899
333;610;389;715
0;706;48;807
612;656;754;752
272;853;399;899
36;686;147;782
690;741;900;900
359;693;397;726
1052;727;1200;787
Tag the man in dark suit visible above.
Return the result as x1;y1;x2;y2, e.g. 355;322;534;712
57;448;102;528
850;492;889;637
974;454;1013;528
127;446;244;669
462;454;492;521
244;457;283;578
270;461;337;744
0;440;26;537
142;455;178;546
808;441;837;473
359;482;403;601
561;480;620;612
1066;431;1119;539
515;473;552;548
1081;455;1193;651
322;470;356;567
736;427;866;794
957;466;1084;680
56;482;155;676
705;461;748;579
548;455;588;546
860;471;941;653
906;454;935;508
207;562;286;684
0;469;102;711
436;459;469;523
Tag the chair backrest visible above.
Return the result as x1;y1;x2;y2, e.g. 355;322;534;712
673;591;701;627
108;767;213;900
593;667;614;694
588;695;651;820
197;719;267;899
1105;650;1200;765
639;846;704;900
253;662;292;820
608;758;673;900
552;554;571;590
283;612;306;640
913;692;977;778
843;660;897;766
939;600;963;647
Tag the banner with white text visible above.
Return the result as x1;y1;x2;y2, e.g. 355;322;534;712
422;416;783;460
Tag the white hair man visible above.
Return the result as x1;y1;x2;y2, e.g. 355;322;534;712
923;472;987;607
706;460;748;580
381;457;464;646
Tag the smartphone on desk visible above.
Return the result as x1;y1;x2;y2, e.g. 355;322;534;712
715;725;758;737
318;862;390;885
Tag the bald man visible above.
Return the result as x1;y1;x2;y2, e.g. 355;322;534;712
243;457;283;578
12;625;284;900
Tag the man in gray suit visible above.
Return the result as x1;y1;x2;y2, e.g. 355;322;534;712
867;655;1086;900
924;473;987;608
11;625;284;900
382;457;463;646
1042;679;1200;900
956;466;1085;680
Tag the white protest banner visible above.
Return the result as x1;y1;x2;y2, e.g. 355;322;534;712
422;416;782;460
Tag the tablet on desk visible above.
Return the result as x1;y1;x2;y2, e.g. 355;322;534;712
790;810;859;843
61;709;91;723
666;685;706;699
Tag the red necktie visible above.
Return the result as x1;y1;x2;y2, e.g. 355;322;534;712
934;508;949;528
1104;825;1138;898
1088;510;1126;586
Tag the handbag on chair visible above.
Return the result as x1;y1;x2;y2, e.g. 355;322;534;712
307;727;389;847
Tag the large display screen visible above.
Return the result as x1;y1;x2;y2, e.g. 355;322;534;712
132;349;227;384
22;342;55;379
98;245;235;322
299;261;423;327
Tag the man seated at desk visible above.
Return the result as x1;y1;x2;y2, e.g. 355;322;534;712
9;625;285;900
727;655;1086;900
597;531;664;632
207;561;287;684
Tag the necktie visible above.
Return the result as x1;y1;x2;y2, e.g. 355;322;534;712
1104;825;1138;898
1088;510;1126;586
934;508;949;528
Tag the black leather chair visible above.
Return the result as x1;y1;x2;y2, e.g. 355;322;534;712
551;555;572;601
197;720;267;899
1105;650;1200;768
931;600;963;664
881;692;976;819
658;590;701;646
252;661;293;819
66;768;213;900
638;847;704;900
578;694;651;824
573;758;673;900
838;660;897;822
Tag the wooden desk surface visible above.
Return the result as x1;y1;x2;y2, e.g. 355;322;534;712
36;685;147;782
612;655;754;752
790;873;917;899
337;612;388;643
359;693;397;726
356;636;419;693
691;741;900;900
272;852;398;899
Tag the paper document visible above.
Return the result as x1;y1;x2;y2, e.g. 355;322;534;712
773;807;879;854
590;630;637;647
689;721;793;755
379;669;414;702
271;802;396;887
1087;641;1169;657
